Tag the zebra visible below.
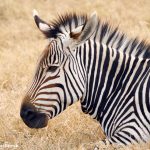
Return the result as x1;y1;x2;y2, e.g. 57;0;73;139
20;10;150;145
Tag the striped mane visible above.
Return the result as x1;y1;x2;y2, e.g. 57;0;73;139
48;13;150;59
49;13;87;38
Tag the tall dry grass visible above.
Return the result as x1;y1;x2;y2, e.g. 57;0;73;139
0;0;150;149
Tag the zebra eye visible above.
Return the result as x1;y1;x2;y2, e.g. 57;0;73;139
47;66;58;73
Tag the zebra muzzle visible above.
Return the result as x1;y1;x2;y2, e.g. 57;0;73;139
20;102;48;128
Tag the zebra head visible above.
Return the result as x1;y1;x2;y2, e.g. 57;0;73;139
20;10;98;128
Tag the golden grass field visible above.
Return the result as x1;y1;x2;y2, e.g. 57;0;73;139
0;0;150;149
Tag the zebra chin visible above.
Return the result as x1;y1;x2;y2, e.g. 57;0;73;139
20;102;49;129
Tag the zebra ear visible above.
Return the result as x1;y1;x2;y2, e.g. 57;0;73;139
70;11;98;43
70;25;84;39
32;9;53;36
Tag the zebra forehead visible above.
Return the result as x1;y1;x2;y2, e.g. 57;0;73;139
33;45;51;75
37;46;50;66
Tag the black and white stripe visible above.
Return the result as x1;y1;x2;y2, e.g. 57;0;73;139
25;11;150;144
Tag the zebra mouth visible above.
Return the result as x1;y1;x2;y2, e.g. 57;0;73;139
22;112;48;129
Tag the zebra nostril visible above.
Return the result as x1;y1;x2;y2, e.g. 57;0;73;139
20;105;36;121
25;109;36;120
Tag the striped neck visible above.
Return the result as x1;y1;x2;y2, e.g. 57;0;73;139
80;39;149;120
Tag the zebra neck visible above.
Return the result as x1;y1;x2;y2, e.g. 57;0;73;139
80;39;148;121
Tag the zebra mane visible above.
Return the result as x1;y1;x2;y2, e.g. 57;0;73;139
49;13;87;38
48;13;150;59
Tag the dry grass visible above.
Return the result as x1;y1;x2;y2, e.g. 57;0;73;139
0;0;150;149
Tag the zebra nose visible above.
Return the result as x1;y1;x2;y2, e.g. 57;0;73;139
20;103;48;128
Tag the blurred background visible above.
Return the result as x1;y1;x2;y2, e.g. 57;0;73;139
0;0;150;149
